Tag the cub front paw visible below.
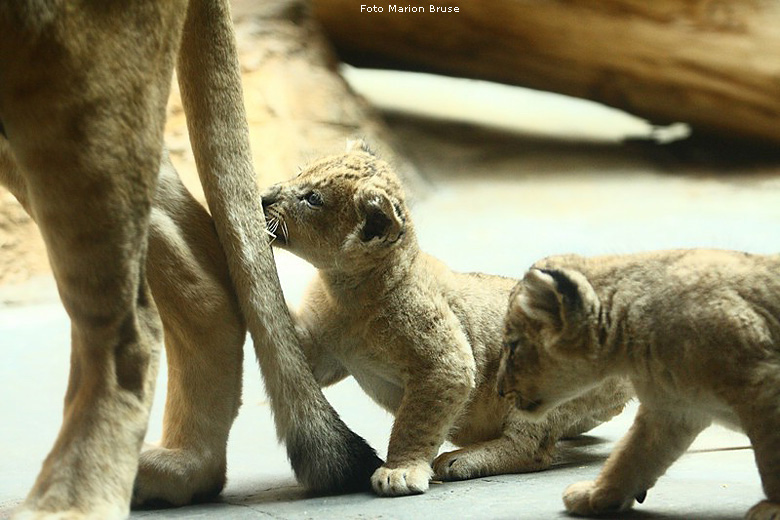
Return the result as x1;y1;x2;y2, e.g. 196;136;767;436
371;462;433;496
746;500;780;520
563;480;636;515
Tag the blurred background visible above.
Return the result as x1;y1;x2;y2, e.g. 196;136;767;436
3;0;780;287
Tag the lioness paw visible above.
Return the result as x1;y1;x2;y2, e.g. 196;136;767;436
133;445;226;507
563;480;635;515
371;462;433;496
13;511;93;520
12;505;125;520
747;500;780;520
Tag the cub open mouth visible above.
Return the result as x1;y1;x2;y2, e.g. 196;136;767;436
265;213;288;245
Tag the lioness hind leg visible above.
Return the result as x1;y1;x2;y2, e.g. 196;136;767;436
134;153;246;507
0;3;185;518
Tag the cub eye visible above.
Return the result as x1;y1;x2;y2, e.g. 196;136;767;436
303;191;323;207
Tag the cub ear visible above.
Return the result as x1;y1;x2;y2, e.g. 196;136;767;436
511;267;597;335
353;182;404;243
346;138;375;155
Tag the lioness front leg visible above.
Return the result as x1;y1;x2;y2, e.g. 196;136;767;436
2;2;183;518
372;363;474;497
133;154;246;507
564;405;710;516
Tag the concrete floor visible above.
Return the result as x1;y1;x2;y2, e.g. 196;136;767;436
2;71;779;519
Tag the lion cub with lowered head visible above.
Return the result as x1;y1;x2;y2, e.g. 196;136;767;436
497;249;780;519
260;140;632;496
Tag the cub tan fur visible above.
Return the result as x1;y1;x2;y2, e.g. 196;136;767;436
261;141;632;496
497;249;780;519
1;2;378;517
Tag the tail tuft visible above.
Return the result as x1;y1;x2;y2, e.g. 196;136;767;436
286;413;383;494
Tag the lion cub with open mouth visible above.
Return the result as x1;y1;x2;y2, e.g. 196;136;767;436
498;249;780;519
260;140;632;496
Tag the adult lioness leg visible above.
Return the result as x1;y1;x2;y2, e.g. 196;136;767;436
0;2;185;517
1;144;244;511
134;153;246;506
1;1;380;510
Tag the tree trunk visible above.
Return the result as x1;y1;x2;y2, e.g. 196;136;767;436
313;0;780;145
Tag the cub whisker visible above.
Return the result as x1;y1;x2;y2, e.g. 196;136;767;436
265;217;279;241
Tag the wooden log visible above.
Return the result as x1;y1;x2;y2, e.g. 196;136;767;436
228;0;422;191
312;0;780;145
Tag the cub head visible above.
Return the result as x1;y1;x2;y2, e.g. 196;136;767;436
260;139;410;270
497;266;605;419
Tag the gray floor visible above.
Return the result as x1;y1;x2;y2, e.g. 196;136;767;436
2;72;779;519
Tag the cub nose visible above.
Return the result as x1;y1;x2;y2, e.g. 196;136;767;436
261;185;281;211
